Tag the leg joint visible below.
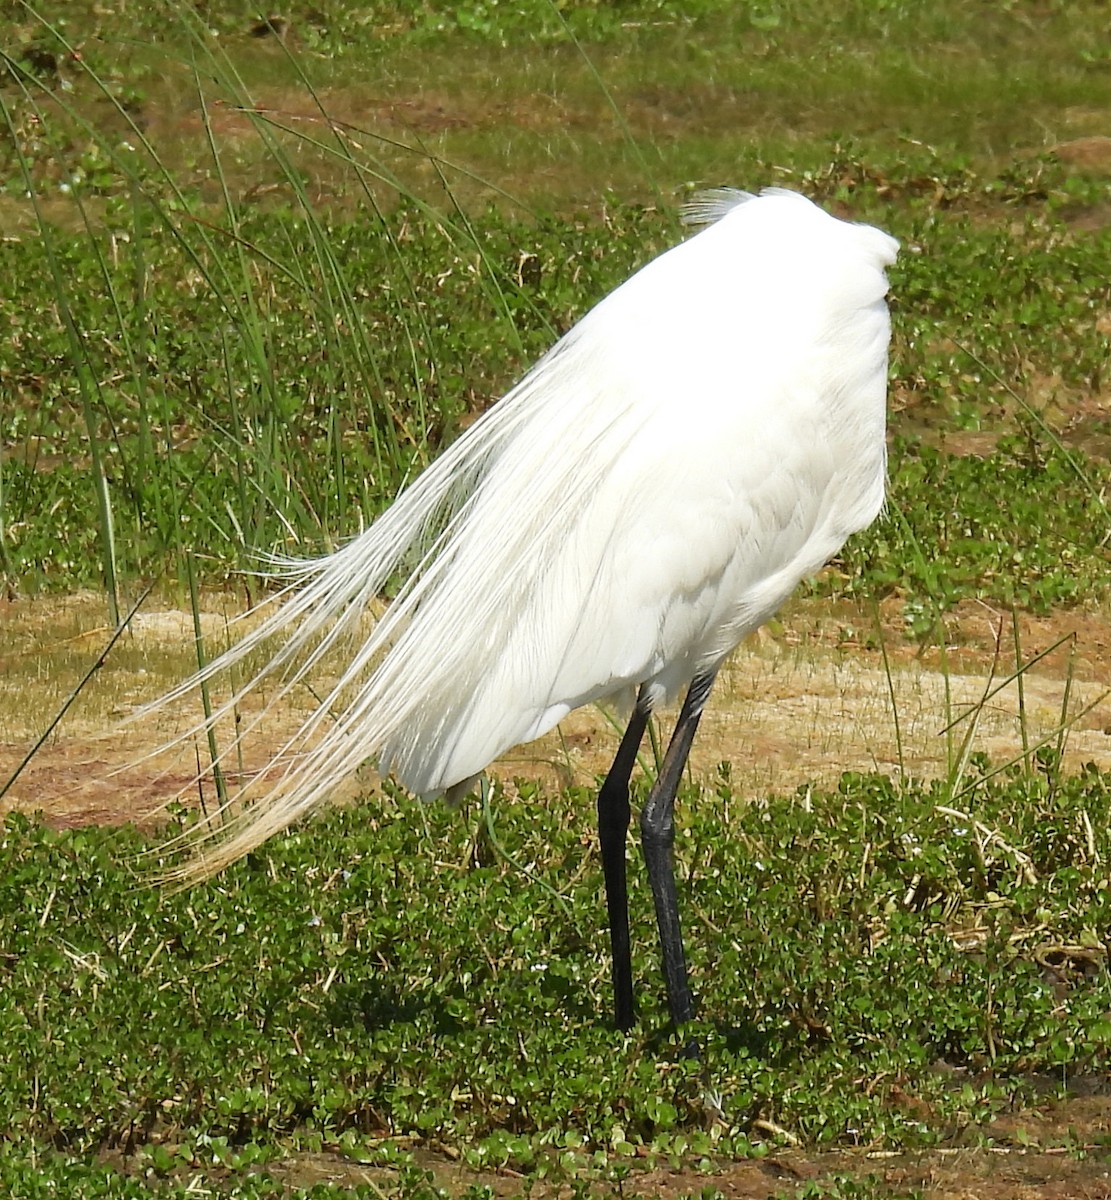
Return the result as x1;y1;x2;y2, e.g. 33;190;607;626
639;800;674;847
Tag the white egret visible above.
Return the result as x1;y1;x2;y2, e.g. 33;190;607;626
151;188;898;1032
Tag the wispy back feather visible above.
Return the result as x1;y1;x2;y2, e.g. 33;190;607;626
681;188;753;227
142;327;648;878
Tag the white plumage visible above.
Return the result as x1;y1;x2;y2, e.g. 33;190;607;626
149;187;896;1025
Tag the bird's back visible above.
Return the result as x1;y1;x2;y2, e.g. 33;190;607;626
377;190;898;794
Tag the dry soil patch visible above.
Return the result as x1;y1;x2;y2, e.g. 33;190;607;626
3;593;1111;829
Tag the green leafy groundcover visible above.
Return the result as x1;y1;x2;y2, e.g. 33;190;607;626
4;197;1111;606
836;436;1111;620
2;764;1109;1192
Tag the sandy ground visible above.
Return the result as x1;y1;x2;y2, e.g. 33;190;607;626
2;592;1110;830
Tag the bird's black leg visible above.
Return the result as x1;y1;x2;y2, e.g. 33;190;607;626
597;687;650;1031
640;669;719;1030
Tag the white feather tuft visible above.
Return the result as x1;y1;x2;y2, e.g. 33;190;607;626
680;188;754;227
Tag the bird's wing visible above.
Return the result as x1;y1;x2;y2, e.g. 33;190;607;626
378;191;897;790
147;189;896;876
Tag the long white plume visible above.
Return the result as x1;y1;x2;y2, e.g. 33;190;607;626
131;187;897;882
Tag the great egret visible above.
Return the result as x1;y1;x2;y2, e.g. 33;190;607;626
150;187;898;1032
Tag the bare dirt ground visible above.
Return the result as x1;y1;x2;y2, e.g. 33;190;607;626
4;591;1111;1197
3;591;1111;829
291;1137;1111;1200
182;1089;1111;1198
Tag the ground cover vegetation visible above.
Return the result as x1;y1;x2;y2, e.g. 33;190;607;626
2;0;1111;1195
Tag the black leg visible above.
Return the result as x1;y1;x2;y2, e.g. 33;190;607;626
639;669;719;1029
597;688;650;1030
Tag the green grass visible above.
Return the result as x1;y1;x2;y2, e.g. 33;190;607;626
2;766;1109;1193
3;0;1111;612
2;193;1110;620
841;437;1111;625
